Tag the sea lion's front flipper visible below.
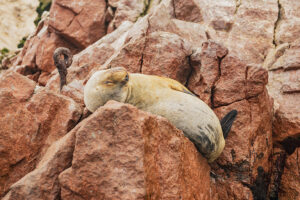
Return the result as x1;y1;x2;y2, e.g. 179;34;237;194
165;78;196;96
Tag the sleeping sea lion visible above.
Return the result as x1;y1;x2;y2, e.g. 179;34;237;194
84;67;237;162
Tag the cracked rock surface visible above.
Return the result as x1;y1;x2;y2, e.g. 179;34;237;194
0;0;299;199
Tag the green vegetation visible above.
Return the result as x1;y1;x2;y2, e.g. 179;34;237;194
0;48;9;65
17;36;27;48
140;0;151;18
34;0;52;26
0;48;9;55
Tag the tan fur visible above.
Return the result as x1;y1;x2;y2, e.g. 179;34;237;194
84;67;225;162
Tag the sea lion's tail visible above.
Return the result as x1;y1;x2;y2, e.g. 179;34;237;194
220;110;238;139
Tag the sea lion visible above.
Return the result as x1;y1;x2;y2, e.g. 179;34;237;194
84;67;237;162
53;47;73;90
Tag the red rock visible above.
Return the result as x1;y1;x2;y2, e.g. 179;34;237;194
141;31;192;84
0;71;36;101
0;72;38;196
26;88;82;156
173;0;202;22
108;0;144;31
213;56;247;106
16;25;78;76
0;89;40;197
45;21;133;99
49;0;107;48
275;1;300;45
211;89;273;199
188;40;228;105
210;179;253;200
38;71;51;86
0;70;83;197
35;29;78;73
278;149;300;200
3;129;76;200
148;2;207;46
59;101;211;200
269;147;287;199
266;41;300;142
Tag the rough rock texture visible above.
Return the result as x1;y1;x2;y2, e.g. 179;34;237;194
1;0;300;199
0;71;82;196
278;149;300;200
59;101;210;200
266;41;300;143
3;129;76;200
0;0;39;50
3;101;210;200
49;0;107;48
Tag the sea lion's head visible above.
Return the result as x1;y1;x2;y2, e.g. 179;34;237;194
84;67;130;112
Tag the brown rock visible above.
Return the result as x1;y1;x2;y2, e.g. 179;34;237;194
275;0;300;45
45;21;133;98
188;40;228;105
0;89;40;197
214;56;268;107
0;72;38;196
26;88;82;156
59;101;211;200
49;0;107;48
108;0;144;31
16;25;78;76
35;29;77;73
0;70;83;196
210;179;253;200
38;71;51;86
3;129;76;200
148;2;207;46
269;147;287;200
141;31;192;84
211;88;273;199
0;71;36;101
173;0;202;22
278;149;300;200
267;41;300;142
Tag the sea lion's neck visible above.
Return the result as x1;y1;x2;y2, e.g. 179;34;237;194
125;73;157;109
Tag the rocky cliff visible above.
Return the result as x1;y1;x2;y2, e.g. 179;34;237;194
0;0;299;199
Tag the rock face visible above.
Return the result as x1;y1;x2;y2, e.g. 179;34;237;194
0;0;39;50
0;0;299;199
3;101;211;200
59;101;210;200
0;71;81;196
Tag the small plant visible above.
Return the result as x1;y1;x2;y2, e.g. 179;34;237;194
0;48;10;67
17;36;27;48
34;0;52;26
0;48;9;55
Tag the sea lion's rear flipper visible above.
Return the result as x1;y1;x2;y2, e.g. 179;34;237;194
220;110;238;139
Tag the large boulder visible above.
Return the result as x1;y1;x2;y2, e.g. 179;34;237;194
0;71;82;197
3;101;211;200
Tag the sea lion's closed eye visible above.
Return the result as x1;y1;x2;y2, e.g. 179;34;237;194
104;80;114;85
